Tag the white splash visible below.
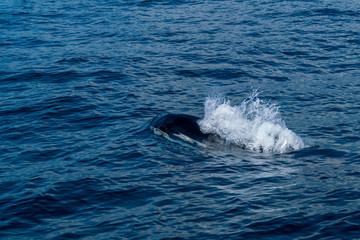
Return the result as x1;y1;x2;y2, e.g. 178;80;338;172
198;92;306;154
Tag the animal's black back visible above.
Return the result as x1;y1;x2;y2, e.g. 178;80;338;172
150;113;209;141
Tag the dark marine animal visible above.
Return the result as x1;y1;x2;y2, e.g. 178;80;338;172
150;113;210;145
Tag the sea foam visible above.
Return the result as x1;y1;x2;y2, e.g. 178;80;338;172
198;92;306;153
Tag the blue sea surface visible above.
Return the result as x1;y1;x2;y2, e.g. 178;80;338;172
1;0;360;239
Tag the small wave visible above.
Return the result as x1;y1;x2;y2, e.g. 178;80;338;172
198;91;308;154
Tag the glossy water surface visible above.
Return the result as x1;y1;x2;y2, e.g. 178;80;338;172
1;0;360;239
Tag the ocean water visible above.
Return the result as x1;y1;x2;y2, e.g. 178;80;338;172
1;0;360;239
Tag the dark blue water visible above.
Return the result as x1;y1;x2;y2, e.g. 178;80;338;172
1;0;360;239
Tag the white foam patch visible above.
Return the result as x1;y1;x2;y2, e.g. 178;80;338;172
198;92;306;154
